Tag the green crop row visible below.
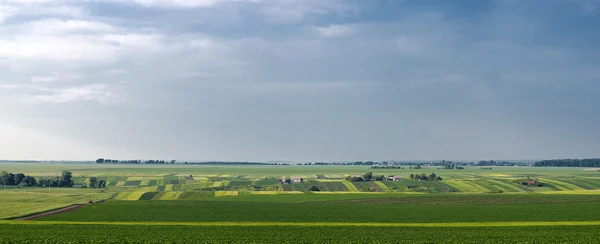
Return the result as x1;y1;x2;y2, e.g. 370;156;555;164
38;195;600;223
1;224;598;243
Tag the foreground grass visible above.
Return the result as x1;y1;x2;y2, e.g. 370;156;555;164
0;188;119;219
0;224;598;243
38;195;600;223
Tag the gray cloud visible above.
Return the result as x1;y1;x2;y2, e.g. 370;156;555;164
0;0;599;161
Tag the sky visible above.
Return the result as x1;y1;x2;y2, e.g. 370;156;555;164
1;0;599;162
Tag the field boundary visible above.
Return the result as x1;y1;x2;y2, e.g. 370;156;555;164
4;221;600;227
12;205;85;220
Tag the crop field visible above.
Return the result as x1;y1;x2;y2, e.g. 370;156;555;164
1;163;600;243
1;224;599;243
38;195;600;223
0;188;119;219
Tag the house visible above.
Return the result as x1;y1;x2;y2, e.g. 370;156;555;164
387;176;404;181
281;176;287;184
524;178;538;186
291;176;303;183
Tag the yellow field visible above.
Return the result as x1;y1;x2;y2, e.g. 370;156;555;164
157;191;183;200
114;192;131;200
123;191;147;201
314;179;344;182
126;177;144;181
249;191;304;195
214;191;238;197
373;181;390;192
342;181;359;192
540;178;584;191
444;180;485;192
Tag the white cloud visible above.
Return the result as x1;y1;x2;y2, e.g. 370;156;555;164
117;0;226;8
0;18;163;62
6;0;55;3
0;35;119;62
23;19;115;34
25;84;115;104
315;24;354;38
0;5;17;23
260;0;354;23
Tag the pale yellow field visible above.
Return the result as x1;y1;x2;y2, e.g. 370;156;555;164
214;191;238;197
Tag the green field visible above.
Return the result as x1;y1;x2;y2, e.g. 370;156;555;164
1;224;598;243
0;188;119;219
1;163;600;243
38;195;600;223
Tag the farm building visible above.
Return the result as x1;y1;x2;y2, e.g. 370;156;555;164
523;178;538;185
291;177;303;183
387;176;403;181
280;176;287;184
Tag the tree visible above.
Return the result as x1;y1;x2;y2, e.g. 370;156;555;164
1;171;11;186
429;172;437;180
98;180;106;188
363;172;373;181
409;174;415;180
307;186;320;191
14;173;26;185
20;176;37;187
374;175;385;181
88;177;98;188
435;176;443;181
59;171;73;187
96;158;104;164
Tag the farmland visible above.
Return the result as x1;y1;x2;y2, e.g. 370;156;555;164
1;162;600;243
1;224;599;243
38;195;600;223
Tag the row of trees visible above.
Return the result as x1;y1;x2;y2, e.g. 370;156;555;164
0;171;37;187
37;171;74;188
1;170;74;188
534;159;600;167
442;164;464;169
86;177;107;188
96;158;176;164
409;173;442;181
345;172;387;182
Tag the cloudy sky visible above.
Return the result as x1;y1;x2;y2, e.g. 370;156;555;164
1;0;599;161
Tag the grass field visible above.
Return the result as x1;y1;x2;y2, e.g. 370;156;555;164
0;188;119;219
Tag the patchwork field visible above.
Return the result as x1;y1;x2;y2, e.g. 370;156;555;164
1;163;600;243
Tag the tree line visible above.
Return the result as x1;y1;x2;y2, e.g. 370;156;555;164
409;173;442;181
0;171;37;187
1;170;75;188
85;177;107;188
96;158;176;164
533;159;600;167
36;171;74;187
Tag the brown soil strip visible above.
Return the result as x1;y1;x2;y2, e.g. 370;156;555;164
15;204;86;220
